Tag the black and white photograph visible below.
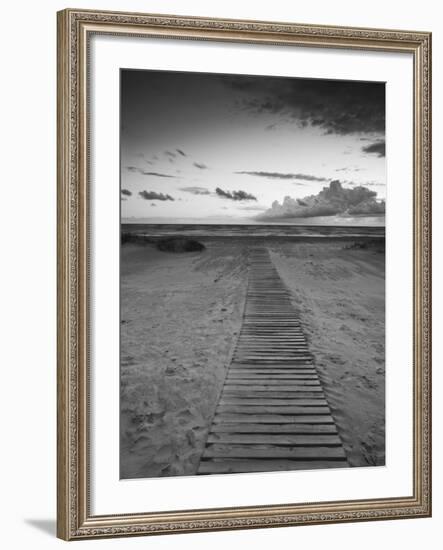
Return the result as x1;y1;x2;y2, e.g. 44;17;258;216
119;69;386;479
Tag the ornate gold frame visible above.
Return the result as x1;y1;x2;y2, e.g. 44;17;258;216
57;8;431;540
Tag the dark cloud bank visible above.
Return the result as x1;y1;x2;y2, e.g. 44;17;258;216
215;187;257;201
127;166;176;178
121;189;132;196
257;180;385;220
139;190;174;201
179;186;211;195
180;186;257;200
236;171;328;182
226;76;385;136
193;162;208;170
362;140;386;157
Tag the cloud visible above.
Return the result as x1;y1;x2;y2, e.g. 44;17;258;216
164;150;177;158
362;140;386;157
335;167;364;173
126;166;176;178
236;170;328;182
225;76;385;136
179;186;211;195
365;181;386;187
121;189;132;196
139;190;174;201
194;162;208;170
256;180;384;220
176;149;186;157
238;205;268;211
141;171;176;177
215;187;257;201
347;199;385;215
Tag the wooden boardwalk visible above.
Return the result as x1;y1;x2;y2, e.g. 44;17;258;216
198;247;348;474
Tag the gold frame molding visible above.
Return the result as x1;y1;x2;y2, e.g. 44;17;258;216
57;8;432;540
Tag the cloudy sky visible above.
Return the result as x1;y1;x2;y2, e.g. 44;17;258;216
121;69;386;225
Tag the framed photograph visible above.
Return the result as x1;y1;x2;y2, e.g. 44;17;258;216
57;8;431;540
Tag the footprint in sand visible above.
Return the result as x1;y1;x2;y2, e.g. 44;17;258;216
361;375;377;389
186;430;196;446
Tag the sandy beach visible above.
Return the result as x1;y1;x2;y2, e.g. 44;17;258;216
120;237;385;479
120;240;248;478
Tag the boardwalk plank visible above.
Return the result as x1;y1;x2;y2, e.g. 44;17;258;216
224;379;320;386
197;247;347;475
229;369;317;374
203;445;347;459
207;434;341;445
219;398;328;406
223;386;323;393
223;391;326;399
216;405;329;414
227;374;318;380
198;459;348;474
209;423;337;434
213;414;334;424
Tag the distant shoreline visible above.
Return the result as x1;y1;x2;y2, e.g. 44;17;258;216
122;220;386;228
121;223;385;241
121;222;386;228
122;234;385;243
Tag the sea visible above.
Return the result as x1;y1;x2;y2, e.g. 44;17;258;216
121;222;385;240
